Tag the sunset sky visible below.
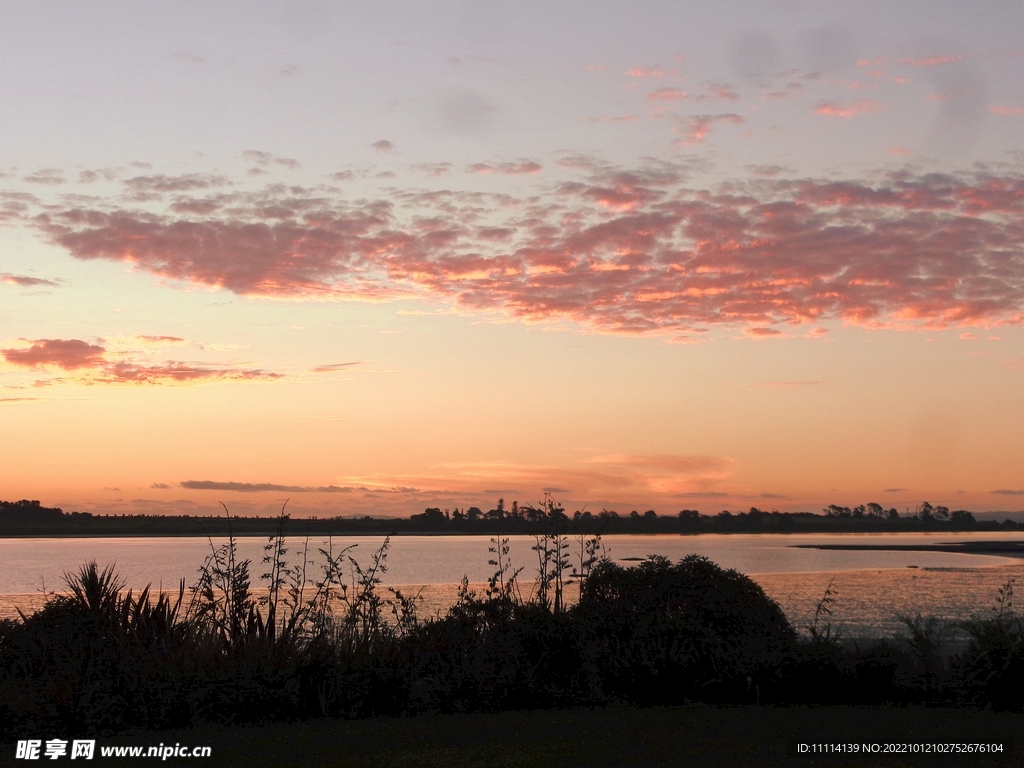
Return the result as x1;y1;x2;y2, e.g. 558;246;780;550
2;0;1023;518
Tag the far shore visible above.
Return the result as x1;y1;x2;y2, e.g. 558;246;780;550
795;541;1024;558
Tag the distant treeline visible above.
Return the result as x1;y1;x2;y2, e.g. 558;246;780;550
1;497;1020;537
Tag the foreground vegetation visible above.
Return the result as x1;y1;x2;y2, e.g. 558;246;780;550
2;503;1024;746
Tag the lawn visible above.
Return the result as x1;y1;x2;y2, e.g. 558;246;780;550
4;705;1018;768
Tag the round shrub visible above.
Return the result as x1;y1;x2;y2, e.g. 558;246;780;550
574;555;795;703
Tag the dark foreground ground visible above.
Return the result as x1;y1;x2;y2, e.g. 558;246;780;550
3;706;1021;768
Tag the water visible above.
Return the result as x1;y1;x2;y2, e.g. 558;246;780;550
3;531;1023;637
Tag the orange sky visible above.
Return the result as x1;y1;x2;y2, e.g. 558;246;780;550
1;1;1023;517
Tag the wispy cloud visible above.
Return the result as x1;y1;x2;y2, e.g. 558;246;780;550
1;273;61;288
674;114;744;145
312;361;362;373
646;88;687;102
180;480;359;493
744;327;785;339
625;67;667;78
467;160;542;175
814;99;885;117
0;337;280;385
898;54;970;68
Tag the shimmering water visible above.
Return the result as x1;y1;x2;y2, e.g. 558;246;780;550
3;532;1023;636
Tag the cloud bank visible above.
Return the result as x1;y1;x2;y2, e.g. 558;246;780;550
14;164;1024;338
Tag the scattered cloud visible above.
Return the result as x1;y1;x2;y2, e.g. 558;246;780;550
883;488;908;492
625;67;667;78
467;160;542;175
23;169;66;185
0;337;280;385
134;335;187;346
646;88;687;102
992;489;1024;495
125;174;231;196
744;327;785;338
150;483;171;489
312;362;362;373
1;273;61;288
991;105;1024;115
372;140;395;153
748;165;790;178
241;151;301;169
814;99;885;117
180;480;358;493
898;54;970;68
674;113;744;145
2;339;106;369
697;82;740;101
20;164;1024;338
413;162;454;177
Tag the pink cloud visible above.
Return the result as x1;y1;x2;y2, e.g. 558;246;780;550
125;174;231;195
23;169;66;185
2;339;105;369
626;67;666;78
898;54;969;67
674;113;744;145
1;273;61;288
697;82;739;101
96;362;281;384
24;165;1024;337
467;161;542;175
744;327;785;338
646;88;688;102
242;151;301;168
1;337;279;384
814;99;885;117
991;105;1024;115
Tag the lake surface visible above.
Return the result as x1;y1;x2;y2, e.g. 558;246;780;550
3;531;1023;637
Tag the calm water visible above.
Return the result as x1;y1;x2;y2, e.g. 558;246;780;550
3;532;1023;637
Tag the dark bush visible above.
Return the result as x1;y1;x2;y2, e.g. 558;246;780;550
575;555;795;703
958;616;1024;710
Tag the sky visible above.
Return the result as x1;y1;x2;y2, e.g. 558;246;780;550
1;0;1023;518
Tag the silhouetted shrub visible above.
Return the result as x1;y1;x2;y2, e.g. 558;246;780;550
574;555;795;703
958;617;1024;710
